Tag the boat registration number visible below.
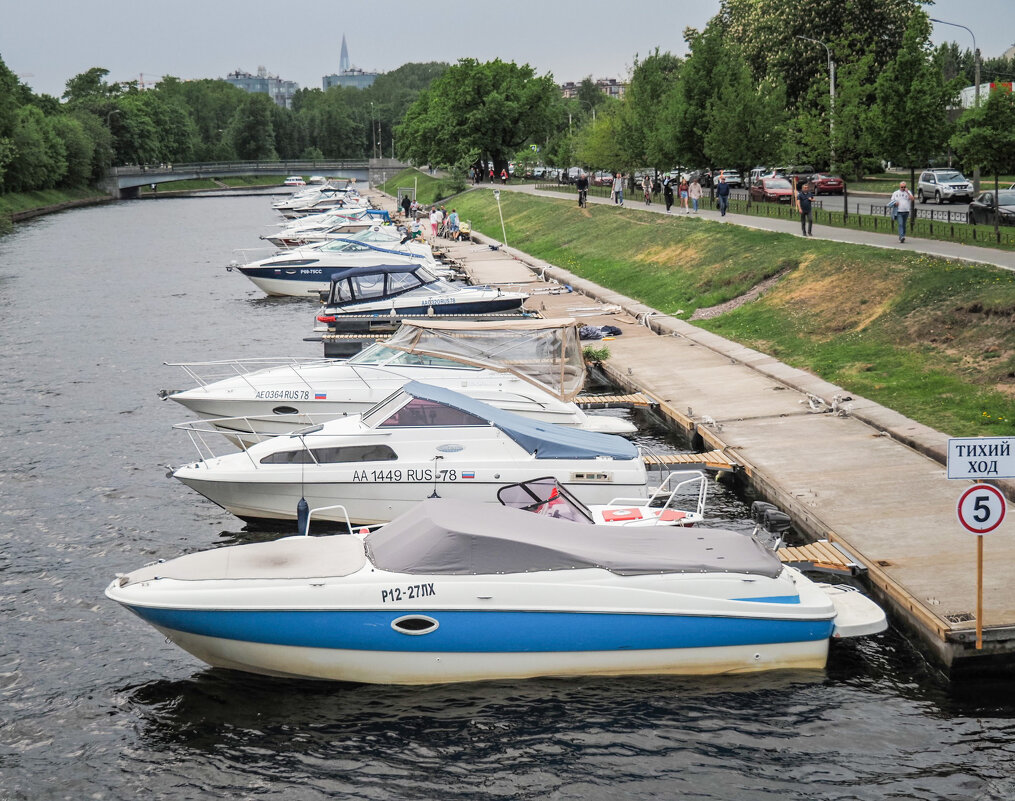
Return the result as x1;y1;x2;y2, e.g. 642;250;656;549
381;583;436;603
254;389;310;400
421;297;455;305
352;469;459;482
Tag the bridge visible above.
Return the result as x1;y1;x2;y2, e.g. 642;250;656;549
105;158;408;198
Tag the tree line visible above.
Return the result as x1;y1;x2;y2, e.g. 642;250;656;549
0;58;448;195
396;0;1015;192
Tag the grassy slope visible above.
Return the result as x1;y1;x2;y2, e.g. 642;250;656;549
379;168;452;205
451;189;1015;436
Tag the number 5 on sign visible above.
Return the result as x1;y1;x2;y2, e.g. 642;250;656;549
956;483;1008;650
957;484;1007;534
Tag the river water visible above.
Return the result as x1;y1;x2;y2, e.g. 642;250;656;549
1;194;1014;801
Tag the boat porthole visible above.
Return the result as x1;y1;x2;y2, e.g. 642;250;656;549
391;615;439;635
272;406;299;415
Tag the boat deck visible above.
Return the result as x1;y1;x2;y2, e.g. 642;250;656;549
368;189;1015;679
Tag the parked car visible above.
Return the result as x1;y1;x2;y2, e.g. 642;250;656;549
749;167;769;186
787;165;815;184
593;170;614;187
917;169;974;204
749;177;794;203
718;169;742;187
283;176;306;187
809;173;845;195
967;189;1015;226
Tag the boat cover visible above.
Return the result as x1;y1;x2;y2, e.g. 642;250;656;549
119;535;366;586
399;381;638;461
367;499;783;578
385;318;584;401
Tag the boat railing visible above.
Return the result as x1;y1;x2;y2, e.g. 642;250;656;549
173;416;393;466
164;357;324;391
607;469;708;525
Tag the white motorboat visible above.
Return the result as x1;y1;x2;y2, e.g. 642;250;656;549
172;381;648;526
161;317;635;439
105;497;888;684
233;233;443;297
272;184;363;218
262;210;393;248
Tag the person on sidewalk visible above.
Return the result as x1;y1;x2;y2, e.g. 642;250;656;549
888;181;915;242
643;176;652;205
663;176;674;213
575;172;589;207
716;174;730;216
400;194;412;219
797;182;814;236
689;177;702;212
679;177;689;212
612;172;624;206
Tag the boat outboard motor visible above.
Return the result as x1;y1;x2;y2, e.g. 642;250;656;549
762;508;792;536
751;500;778;523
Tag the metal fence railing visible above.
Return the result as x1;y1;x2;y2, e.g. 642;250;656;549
533;183;1015;250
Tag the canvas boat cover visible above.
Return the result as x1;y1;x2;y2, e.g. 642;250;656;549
119;535;367;587
385;318;584;401
366;499;783;578
398;381;638;461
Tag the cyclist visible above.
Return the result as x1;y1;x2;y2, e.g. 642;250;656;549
575;172;589;208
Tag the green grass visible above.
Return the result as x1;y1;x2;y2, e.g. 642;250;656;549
0;187;108;216
379;168;462;205
451;189;1015;436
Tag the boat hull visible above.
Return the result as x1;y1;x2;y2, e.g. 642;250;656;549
125;609;832;684
174;473;647;526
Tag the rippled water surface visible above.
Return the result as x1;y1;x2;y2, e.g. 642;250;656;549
2;194;1014;801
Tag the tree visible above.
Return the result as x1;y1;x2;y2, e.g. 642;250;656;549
667;23;725;171
623;50;682;170
703;51;787;180
397;58;558;176
951;85;1015;235
873;12;955;187
228;93;278;161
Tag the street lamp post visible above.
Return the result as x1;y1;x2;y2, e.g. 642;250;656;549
930;17;980;191
797;36;835;165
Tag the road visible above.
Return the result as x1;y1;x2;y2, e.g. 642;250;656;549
723;187;972;222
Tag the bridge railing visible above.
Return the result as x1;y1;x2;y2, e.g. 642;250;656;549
110;160;372;177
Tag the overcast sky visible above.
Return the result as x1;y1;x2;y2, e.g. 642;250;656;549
3;0;1012;99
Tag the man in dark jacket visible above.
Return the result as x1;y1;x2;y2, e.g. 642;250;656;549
716;174;730;217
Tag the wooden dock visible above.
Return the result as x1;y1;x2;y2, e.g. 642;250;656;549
372;190;1015;679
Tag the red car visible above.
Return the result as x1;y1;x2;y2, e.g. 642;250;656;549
749;177;794;203
809;173;845;195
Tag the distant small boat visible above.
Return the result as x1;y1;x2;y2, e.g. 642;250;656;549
105;497;888;684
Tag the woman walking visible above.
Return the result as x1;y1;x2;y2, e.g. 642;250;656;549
678;177;689;213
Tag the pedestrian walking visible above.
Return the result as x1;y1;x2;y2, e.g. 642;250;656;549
612;172;624;206
796;181;814;236
663;177;674;213
689;177;702;212
643;176;652;205
888;181;915;242
716;174;730;217
679;177;689;213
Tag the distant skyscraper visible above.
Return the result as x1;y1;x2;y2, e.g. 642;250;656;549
323;34;378;90
339;35;350;74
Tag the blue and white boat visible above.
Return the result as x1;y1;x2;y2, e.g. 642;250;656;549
233;230;442;298
105;497;887;684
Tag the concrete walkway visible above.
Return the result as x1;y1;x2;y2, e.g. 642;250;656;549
500;182;1015;273
369;186;1015;679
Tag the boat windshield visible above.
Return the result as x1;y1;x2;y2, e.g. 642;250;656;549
349;343;479;369
382;319;585;401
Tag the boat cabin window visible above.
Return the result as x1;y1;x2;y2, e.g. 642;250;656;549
348;344;476;369
386;272;425;294
320;240;370;253
259;444;397;465
332;279;354;303
378;397;487;428
350;273;386;300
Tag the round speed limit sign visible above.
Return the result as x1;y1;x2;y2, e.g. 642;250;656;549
957;484;1007;534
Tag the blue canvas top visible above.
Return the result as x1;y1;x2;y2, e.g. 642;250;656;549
328;264;433;283
399;381;639;461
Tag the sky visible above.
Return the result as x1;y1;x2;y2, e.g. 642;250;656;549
2;0;1013;99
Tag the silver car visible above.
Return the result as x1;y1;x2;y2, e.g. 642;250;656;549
917;169;973;204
